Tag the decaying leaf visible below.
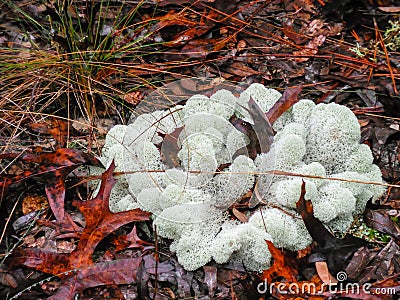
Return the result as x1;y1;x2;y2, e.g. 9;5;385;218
113;225;153;252
0;264;18;288
293;35;326;62
296;181;367;275
69;161;151;268
315;261;337;284
0;149;102;190
47;258;143;300
262;240;298;283
150;10;214;47
346;239;400;284
27;117;70;148
266;85;302;124
21;194;48;215
0;148;103;230
225;62;261;77
160;126;184;168
203;266;217;298
365;209;400;240
232;96;275;159
246;96;275;153
232;207;248;223
7;162;151;299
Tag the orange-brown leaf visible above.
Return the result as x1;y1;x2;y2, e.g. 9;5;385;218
262;240;298;283
315;261;337;284
113;226;152;252
7;162;150;299
1;149;102;230
70;161;151;268
27;117;70;148
266;85;302;124
0;148;102;190
47;258;143;300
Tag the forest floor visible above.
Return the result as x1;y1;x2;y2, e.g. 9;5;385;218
1;0;400;299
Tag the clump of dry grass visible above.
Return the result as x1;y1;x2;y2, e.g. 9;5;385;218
0;0;173;154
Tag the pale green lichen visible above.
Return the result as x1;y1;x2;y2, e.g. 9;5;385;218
96;82;386;272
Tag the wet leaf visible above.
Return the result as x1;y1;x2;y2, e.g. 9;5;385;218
315;261;337;284
266;85;302;124
151;10;214;47
296;181;367;274
262;240;298;283
8;162;151;298
203;266;217;298
365;209;400;240
113;226;152;251
345;246;376;281
232;96;275;159
0;148;103;230
160;126;184;168
12;210;45;232
346;239;400;284
225;62;260;77
47;258;142;300
281;21;309;44
0;148;102;190
293;35;326;62
0;264;18;288
27;117;70;148
143;254;174;275
69;161;151;268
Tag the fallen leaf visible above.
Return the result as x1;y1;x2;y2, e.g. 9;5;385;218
346;239;400;284
0;264;17;288
124;91;144;106
0;149;102;191
47;258;142;300
113;226;152;251
378;7;400;12
151;10;214;47
246;96;275;153
232;207;248;223
12;210;45;232
203;266;217;298
296;181;367;274
293;35;326;62
7;162;151;299
21;194;48;215
27;117;70;148
345;246;376;281
160;126;184;168
281;21;309;44
266;85;303;124
262;240;298;283
369;274;400;297
315;261;338;284
232;96;275;159
0;148;103;230
69;161;151;268
225;62;260;77
365;209;400;240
